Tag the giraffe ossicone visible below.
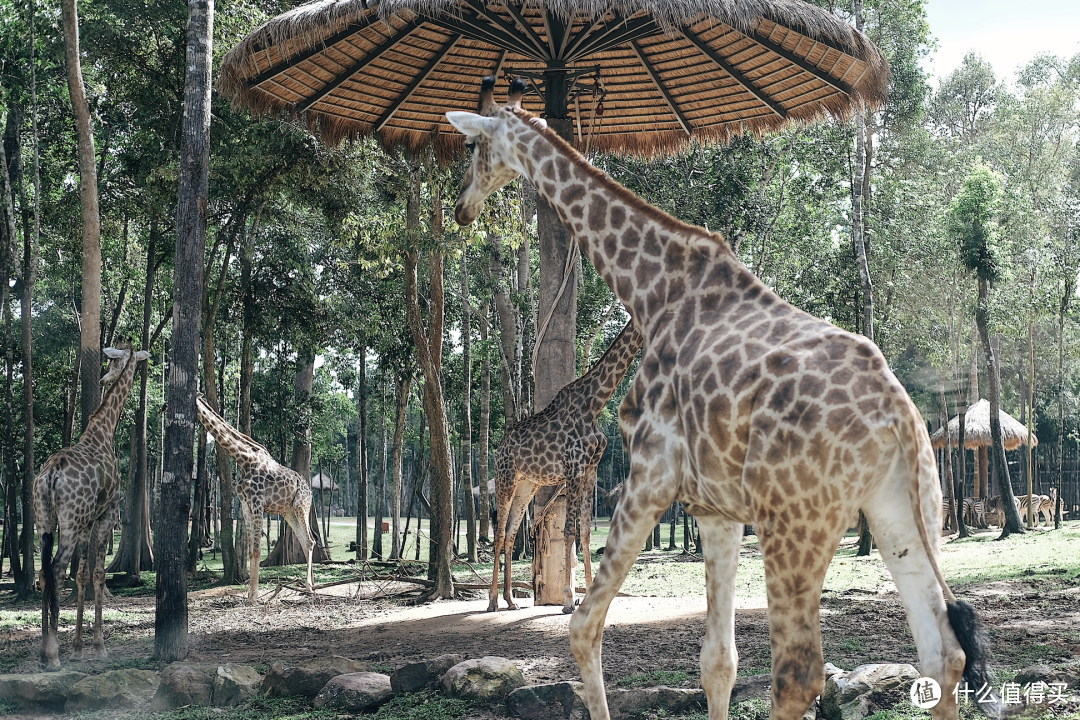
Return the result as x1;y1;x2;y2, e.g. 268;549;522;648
34;341;147;671
489;318;643;614
447;77;997;720
194;395;315;602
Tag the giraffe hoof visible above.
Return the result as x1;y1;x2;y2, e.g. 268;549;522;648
487;603;499;612
506;602;519;611
562;605;575;615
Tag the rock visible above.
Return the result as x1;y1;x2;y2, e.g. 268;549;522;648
151;663;216;710
606;687;706;718
507;682;589;720
441;657;526;702
65;669;161;712
313;672;393;711
0;671;88;712
821;663;919;720
298;656;372;674
824;663;846;680
213;664;263;706
261;662;342;698
1013;665;1080;688
391;654;465;694
730;674;772;704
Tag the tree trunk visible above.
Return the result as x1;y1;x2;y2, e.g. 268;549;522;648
403;162;453;599
1057;274;1073;528
235;214;259;581
532;118;578;606
108;223;159;577
390;371;410;558
939;382;958;533
61;0;102;430
356;344;369;560
956;401;969;538
461;253;477;561
373;375;386;559
975;281;1023;538
156;0;214;662
489;239;520;425
478;301;491;541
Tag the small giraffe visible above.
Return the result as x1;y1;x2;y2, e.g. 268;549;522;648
490;317;643;614
447;78;995;720
34;341;148;671
195;395;315;601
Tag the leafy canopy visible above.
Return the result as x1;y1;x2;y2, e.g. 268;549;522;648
948;162;1004;284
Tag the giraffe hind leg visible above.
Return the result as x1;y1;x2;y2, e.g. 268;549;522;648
283;506;316;593
90;510;115;658
499;483;537;611
697;516;743;720
73;541;91;661
488;483;516;612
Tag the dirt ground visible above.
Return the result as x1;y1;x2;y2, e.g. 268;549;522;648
4;567;1080;712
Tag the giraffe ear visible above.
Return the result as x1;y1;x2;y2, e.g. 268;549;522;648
135;350;150;362
446;111;497;140
103;347;126;359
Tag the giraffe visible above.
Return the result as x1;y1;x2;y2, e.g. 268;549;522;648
446;78;996;720
194;395;315;601
34;341;148;671
490;317;643;614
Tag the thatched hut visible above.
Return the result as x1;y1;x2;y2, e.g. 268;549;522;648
929;398;1038;452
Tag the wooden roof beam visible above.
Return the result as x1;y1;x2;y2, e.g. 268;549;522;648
752;31;856;97
375;34;462;131
250;20;418;90
460;0;549;61
566;13;659;61
437;11;541;60
680;28;787;119
495;0;551;61
629;40;691;136
295;23;423;113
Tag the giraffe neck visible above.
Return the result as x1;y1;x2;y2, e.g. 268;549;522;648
195;396;268;467
506;109;748;327
575;320;644;418
82;355;139;447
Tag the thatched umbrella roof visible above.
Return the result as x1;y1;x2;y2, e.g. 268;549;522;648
219;0;887;156
311;472;340;491
929;398;1038;451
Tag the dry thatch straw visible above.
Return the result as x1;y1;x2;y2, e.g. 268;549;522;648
929;398;1039;452
219;0;887;158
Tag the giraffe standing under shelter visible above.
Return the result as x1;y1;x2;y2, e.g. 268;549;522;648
194;395;315;601
35;341;148;671
489;317;643;614
447;78;995;720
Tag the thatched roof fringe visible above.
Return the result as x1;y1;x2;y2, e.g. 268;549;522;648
929;398;1038;451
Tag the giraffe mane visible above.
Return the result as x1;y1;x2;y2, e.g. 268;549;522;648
509;106;735;256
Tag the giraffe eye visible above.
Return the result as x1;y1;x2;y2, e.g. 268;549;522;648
465;140;476;152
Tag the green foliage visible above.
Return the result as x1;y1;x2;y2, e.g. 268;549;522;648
372;692;472;720
948;163;1004;282
617;670;689;687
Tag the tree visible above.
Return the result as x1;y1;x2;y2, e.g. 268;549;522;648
948;163;1024;538
60;0;102;428
155;0;213;662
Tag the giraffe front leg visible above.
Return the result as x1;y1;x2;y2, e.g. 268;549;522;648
488;485;516;612
697;516;743;720
570;459;674;720
562;468;586;614
500;486;535;611
90;514;115;658
242;503;261;602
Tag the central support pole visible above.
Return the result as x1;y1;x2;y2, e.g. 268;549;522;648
531;16;579;605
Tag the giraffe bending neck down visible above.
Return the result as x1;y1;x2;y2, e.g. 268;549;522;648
447;78;996;720
490;317;643;614
195;396;315;601
34;342;149;670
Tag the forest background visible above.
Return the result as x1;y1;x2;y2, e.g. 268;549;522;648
0;0;1078;604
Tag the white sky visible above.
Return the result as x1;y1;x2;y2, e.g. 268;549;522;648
925;0;1080;81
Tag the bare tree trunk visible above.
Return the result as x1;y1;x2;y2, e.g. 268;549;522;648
356;345;369;560
403;162;453;599
1057;274;1073;528
478;300;491;541
939;381;958;533
976;282;1023;537
390;371;410;558
61;0;102;430
156;0;214;662
489;239;520;425
461;253;477;561
956;400;969;538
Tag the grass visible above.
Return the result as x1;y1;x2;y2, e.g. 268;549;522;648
0;699;18;716
617;669;690;687
372;692;473;720
0;608;140;631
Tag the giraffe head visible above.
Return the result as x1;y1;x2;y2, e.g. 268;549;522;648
101;341;150;385
447;76;546;226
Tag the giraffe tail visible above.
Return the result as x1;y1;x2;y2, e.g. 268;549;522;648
895;398;1000;718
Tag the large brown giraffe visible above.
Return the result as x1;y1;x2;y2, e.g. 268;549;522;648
447;78;995;720
195;395;315;601
490;317;643;614
34;342;148;670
